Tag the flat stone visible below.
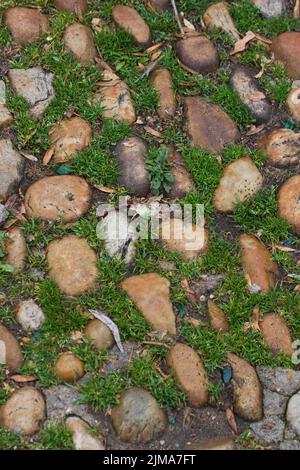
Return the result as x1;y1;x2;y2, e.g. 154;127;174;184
0;139;24;202
160;218;208;260
4;7;49;45
263;389;288;417
184;96;239;152
203;2;240;40
184;437;236;450
260;313;293;356
4;227;27;273
121;273;176;335
149;0;170;11
65;416;105;450
84;319;115;351
64;24;97;65
54;0;88;14
151;68;176;120
166;343;208;408
239;234;279;293
287;391;300;437
54;352;85;383
47;116;92;164
24;175;91;222
279;440;300;450
8;67;55;119
47;235;98;296
167;146;195;199
93;69;136;124
278;175;300;234
111;387;167;444
257;367;300;396
0;204;8;225
271;32;300;79
16;299;45;332
250;416;285;445
230;66;272;123
0;81;13;129
252;0;285;18
0;387;46;435
227;352;263;421
287;86;300;123
259;128;300;167
214;157;263;213
175;34;219;74
207;300;230;333
0;324;23;371
112;5;151;48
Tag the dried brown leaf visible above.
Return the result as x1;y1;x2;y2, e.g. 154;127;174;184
226;408;238;434
43;146;55;165
230;31;256;55
93;184;116;193
10;374;36;383
143;125;164;139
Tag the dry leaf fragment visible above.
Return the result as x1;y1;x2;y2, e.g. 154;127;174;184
254;33;272;45
151;51;162;61
272;243;295;253
20;151;38;162
181;278;199;302
10;375;36;383
93;184;116;193
243;306;261;332
89;309;124;353
246;124;266;136
43;145;55;165
146;42;163;53
230;31;256;55
143;125;164;139
183;18;196;31
226;408;238;434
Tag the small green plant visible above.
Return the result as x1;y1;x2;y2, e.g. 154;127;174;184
146;146;175;195
0;232;14;273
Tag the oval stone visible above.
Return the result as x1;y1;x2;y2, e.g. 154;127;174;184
54;0;88;15
0;324;23;371
175;35;219;74
64;24;97;65
112;5;151;48
278;175;300;234
260;313;293;356
5;7;49;45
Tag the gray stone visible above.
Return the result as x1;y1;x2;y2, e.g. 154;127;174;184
286;391;300;437
284;426;298;440
279;440;300;450
0;80;13;128
252;0;285;18
16;299;45;332
250;416;285;445
0;139;24;202
257;367;300;396
263;389;288;417
0;204;8;224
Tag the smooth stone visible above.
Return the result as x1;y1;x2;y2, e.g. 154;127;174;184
207;299;230;333
239;234;279;293
151;68;176;120
166;343;208;408
4;227;27;273
111;387;167;444
0;139;24;202
214;157;263;213
0;387;46;435
8;67;55;119
112;5;151;48
16;299;45;332
257;367;300;396
287;392;300;437
24;175;91;222
287;87;300;123
65;416;105;450
184;437;235;450
64;24;97;65
4;7;49;45
271;32;300;79
47;117;92;164
0;324;23;371
184;96;239;152
250;416;285;445
47;235;98;296
263;389;288;417
259;128;300;167
203;2;240;40
115;136;149;196
278;175;300;234
149;0;170;11
0;204;8;224
230;67;272;123
160;218;209;260
175;34;219;74
54;0;87;14
167;146;195;199
84;319;115;351
252;0;285;18
260;313;293;356
0;81;13;129
227;352;263;421
121;273;176;335
93;69;136;124
54;352;85;383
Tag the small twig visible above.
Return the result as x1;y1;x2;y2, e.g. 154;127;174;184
170;0;184;35
142;341;171;349
140;55;163;80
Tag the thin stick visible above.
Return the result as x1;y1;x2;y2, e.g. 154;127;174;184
142;341;171;349
170;0;184;35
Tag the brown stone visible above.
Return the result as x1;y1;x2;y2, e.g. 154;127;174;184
167;343;208;407
151;68;176;120
65;416;105;450
54;352;85;383
185;437;236;450
0;324;23;371
64;24;97;65
184;96;239;152
278;175;300;234
207;300;230;333
160;218;208;260
47;117;92;164
121;273;176;335
213;157;263;213
227;353;263;421
54;0;88;15
203;2;240;40
271;32;300;79
239;234;279;293
47;235;98;296
260;313;293;356
175;34;219;74
259;128;300;167
112;5;151;48
4;227;27;273
24;175;91;222
287;87;300;123
84;319;115;351
4;7;49;45
167;146;195;199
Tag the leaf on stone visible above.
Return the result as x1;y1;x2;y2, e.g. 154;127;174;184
89;309;124;353
226;408;238;434
230;31;256;55
10;374;36;383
